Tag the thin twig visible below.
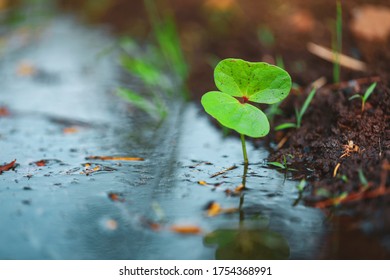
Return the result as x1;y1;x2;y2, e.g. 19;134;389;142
307;42;367;72
210;165;237;178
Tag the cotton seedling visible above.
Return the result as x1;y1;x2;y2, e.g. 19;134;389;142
201;58;292;165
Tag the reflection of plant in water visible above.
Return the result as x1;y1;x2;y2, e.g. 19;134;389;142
204;228;290;260
117;0;188;121
201;58;292;166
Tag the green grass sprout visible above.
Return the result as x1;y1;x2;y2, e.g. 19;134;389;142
348;82;377;112
268;155;297;172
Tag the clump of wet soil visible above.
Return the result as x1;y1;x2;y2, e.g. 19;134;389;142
268;77;390;202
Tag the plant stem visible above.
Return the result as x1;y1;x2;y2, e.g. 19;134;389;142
240;134;248;166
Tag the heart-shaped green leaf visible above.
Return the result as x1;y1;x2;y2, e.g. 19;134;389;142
201;91;270;137
214;58;291;104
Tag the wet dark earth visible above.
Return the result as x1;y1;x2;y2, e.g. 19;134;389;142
1;17;389;260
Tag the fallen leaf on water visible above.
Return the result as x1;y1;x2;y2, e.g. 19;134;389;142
85;156;144;161
234;184;245;192
108;192;125;202
63;127;79;134
170;225;202;235
0;106;10;117
0;159;16;174
16;61;37;77
205;201;239;217
80;163;116;176
350;5;390;41
198;180;209;186
225;184;245;196
34;160;46;167
206;201;222;217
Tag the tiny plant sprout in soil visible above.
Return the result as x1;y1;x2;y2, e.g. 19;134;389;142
201;58;292;166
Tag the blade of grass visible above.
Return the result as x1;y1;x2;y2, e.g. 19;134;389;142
275;123;298;131
268;162;286;169
297;87;316;126
348;94;361;101
362;82;377;102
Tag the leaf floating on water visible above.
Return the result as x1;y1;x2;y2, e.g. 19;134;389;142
206;201;222;217
108;192;125;202
34;160;47;167
0;106;10;117
205;201;239;217
85;156;144;161
63;127;79;134
80;163;116;176
170;225;202;235
198;180;209;186
0;159;16;174
234;184;245;192
225;183;245;196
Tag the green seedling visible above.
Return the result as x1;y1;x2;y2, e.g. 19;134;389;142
275;87;316;130
296;179;306;193
348;82;377;112
337;174;348;183
201;58;292;165
358;168;369;190
268;154;297;172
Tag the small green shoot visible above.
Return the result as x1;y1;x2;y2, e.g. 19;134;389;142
268;155;297;172
358;168;369;190
201;58;292;165
348;82;377;112
275;87;316;130
337;174;349;183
